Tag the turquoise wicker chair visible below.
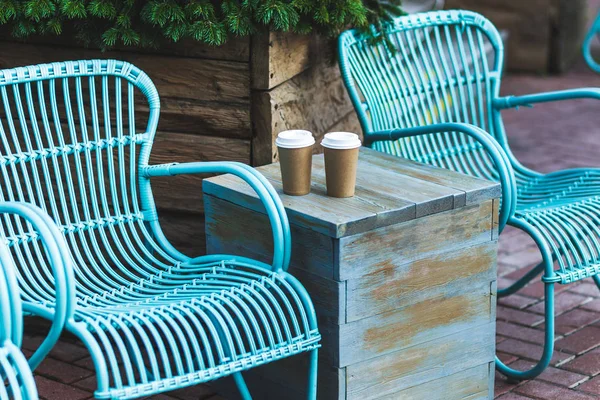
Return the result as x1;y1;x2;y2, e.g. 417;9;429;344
584;10;600;73
0;60;320;399
339;9;600;380
0;203;51;400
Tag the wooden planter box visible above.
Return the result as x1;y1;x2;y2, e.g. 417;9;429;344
0;33;359;255
445;0;588;73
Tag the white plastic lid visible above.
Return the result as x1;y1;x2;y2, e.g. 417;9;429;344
275;130;315;149
321;132;362;150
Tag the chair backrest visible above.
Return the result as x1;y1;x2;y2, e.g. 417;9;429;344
0;240;38;400
0;60;159;236
339;10;507;179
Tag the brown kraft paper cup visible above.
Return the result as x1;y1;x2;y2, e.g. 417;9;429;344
323;147;360;198
278;145;313;195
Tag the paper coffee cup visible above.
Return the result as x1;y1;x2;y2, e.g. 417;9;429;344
276;130;315;195
321;132;362;198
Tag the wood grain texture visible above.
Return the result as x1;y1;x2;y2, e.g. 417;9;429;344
335;282;493;367
206;151;498;239
346;241;497;322
337;200;494;280
0;41;251;139
383;363;491;400
204;195;335;277
203;149;498;399
346;323;495;399
149;133;250;214
204;162;414;238
251;63;355;165
359;147;501;207
251;31;322;90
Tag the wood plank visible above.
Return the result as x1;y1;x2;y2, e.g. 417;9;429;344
313;152;461;218
251;31;320;90
251;63;355;165
0;41;251;139
383;363;490;400
259;159;417;236
346;323;495;399
157;211;206;257
337;200;494;280
346;241;497;322
336;282;493;367
0;42;250;103
204;163;416;238
359;147;501;207
244;351;345;400
150;132;250;213
204;195;336;280
147;97;251;140
492;198;500;239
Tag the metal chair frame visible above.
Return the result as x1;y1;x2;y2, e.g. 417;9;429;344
584;10;600;73
0;60;320;399
339;9;600;380
0;203;53;400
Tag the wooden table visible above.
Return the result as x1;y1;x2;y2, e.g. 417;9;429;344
203;147;500;400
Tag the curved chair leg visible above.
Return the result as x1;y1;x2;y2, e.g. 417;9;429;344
233;372;252;400
496;281;555;380
495;218;557;380
592;274;600;289
307;349;319;400
583;12;600;73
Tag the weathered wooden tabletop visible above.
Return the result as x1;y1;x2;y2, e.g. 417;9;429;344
203;147;501;238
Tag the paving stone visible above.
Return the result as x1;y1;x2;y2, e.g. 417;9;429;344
581;299;600;312
72;376;97;393
496;339;573;366
73;356;96;371
569;283;600;297
497;351;519;365
495;373;521;398
35;358;94;384
501;248;542;269
496;321;545;345
498;262;519;277
497;306;544;327
555;326;600;355
527;292;589;316
577;374;600;395
514;380;597;400
498;294;539;310
22;335;89;362
507;360;587;388
562;348;600;375
553;308;600;335
34;376;93;400
519;281;546;299
496;394;534;400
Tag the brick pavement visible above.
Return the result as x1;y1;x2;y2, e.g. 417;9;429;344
19;8;600;400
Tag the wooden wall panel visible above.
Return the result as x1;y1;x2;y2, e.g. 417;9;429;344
252;63;357;165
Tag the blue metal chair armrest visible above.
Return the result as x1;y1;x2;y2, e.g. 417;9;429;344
583;12;600;73
141;161;291;272
494;88;600;110
368;123;516;232
0;201;75;370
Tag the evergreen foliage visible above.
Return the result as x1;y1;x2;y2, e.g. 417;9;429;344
0;0;404;48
